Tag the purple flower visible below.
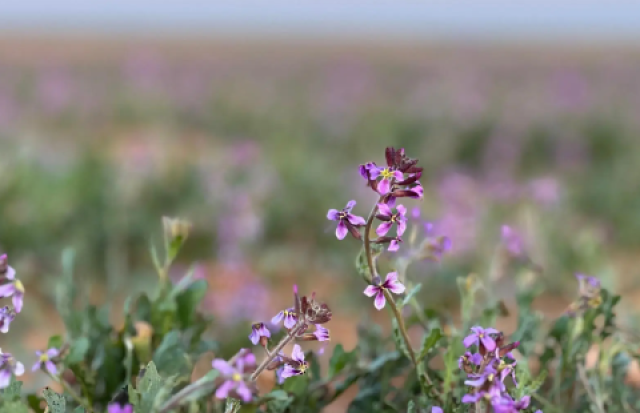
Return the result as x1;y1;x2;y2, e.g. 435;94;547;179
31;348;59;375
458;351;483;370
212;358;253;402
463;326;499;352
575;273;600;290
327;200;366;240
492;394;531;413
388;238;402;252
411;207;421;219
376;203;407;237
281;344;308;379
108;403;133;413
271;308;298;329
0;306;15;333
0;254;15;280
464;365;498;388
501;225;523;256
363;272;406;310
0;352;24;388
0;279;24;313
369;166;404;195
432;407;443;413
313;325;330;342
248;322;271;345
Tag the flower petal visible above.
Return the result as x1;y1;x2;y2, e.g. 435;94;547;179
397;220;407;237
14;362;24;376
376;222;393;236
377;203;392;217
432;408;443;413
388;239;400;252
280;365;298;379
45;361;57;376
12;293;23;313
347;214;366;226
387;280;406;295
249;330;259;345
345;200;356;211
0;284;15;297
396;204;407;216
463;334;478;348
363;285;379;297
336;221;348;240
326;209;340;221
47;348;60;358
31;361;40;372
236;382;253;402
215;380;234;399
393;170;404;180
271;311;284;325
480;335;496;352
291;344;305;363
212;359;235;376
373;291;386;310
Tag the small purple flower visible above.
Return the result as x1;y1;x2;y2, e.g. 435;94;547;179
363;272;406;310
0;352;24;388
464;365;498;388
492;394;531;413
212;358;253;402
271;308;298;329
281;344;308;379
108;403;133;413
369;166;404;195
432;407;443;413
388;237;402;252
376;203;407;237
31;348;59;375
501;225;523;256
575;273;600;290
411;207;421;219
458;351;483;370
327;200;366;240
313;325;330;342
248;322;271;345
0;306;15;333
463;326;499;352
0;279;24;313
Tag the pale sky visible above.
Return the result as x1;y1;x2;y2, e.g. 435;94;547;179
1;2;639;42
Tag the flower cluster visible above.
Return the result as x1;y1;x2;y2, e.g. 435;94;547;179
238;284;332;394
0;254;25;389
460;326;542;413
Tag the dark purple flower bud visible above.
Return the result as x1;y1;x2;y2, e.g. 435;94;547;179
327;200;366;240
301;293;332;325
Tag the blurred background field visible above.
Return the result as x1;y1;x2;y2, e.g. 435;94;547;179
2;7;640;407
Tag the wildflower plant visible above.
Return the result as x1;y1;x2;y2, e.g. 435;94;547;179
0;147;639;413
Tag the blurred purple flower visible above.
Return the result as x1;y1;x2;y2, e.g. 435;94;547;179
0;279;24;313
364;272;405;310
313;325;330;342
31;348;60;375
0;306;15;333
212;358;253;402
0;254;15;280
0;352;24;388
463;326;499;352
528;177;561;206
107;403;133;413
501;225;523;256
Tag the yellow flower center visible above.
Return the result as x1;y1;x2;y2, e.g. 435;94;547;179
232;373;242;382
478;333;484;338
588;295;602;308
380;168;395;179
299;362;309;373
15;280;24;293
40;353;49;363
488;373;494;382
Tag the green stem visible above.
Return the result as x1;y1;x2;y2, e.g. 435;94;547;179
362;197;440;401
46;372;93;413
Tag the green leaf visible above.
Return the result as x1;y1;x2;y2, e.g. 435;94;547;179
137;362;164;413
328;344;357;379
73;407;85;413
152;330;192;377
134;294;152;322
157;368;220;412
150;243;163;273
175;279;208;328
47;335;63;351
0;376;22;400
283;374;309;396
417;328;442;362
66;337;90;364
224;398;241;413
407;400;416;413
26;394;45;413
0;401;29;413
400;283;422;308
42;388;66;413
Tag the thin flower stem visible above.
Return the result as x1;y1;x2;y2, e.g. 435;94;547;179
363;199;382;283
45;371;93;413
250;324;304;381
363;197;440;401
